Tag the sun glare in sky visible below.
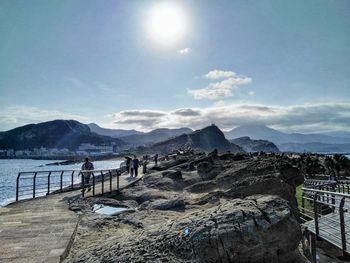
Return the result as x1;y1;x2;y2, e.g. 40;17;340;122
146;2;188;46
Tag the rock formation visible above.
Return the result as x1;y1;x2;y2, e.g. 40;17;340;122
231;136;280;152
64;153;305;263
149;125;244;154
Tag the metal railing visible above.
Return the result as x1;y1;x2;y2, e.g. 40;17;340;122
304;179;350;194
300;187;350;260
16;163;127;201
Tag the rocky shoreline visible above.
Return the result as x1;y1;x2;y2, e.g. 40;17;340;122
63;152;307;263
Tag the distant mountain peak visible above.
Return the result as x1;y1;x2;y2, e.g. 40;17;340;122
150;125;243;154
0;119;125;150
231;136;279;153
224;124;350;150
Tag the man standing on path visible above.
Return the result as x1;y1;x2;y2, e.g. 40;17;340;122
133;156;140;177
154;154;158;166
81;157;94;194
130;157;134;177
125;156;131;174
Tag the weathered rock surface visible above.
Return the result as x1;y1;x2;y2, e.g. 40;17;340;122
64;153;305;263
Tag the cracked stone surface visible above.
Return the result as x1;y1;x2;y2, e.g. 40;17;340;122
64;153;306;263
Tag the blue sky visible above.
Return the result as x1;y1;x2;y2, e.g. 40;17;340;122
0;0;349;132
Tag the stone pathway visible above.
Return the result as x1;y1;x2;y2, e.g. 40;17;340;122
0;174;142;263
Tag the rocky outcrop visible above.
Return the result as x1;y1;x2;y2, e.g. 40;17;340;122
64;153;305;263
231;136;280;152
148;125;244;154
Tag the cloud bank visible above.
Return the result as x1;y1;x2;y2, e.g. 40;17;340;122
109;102;350;133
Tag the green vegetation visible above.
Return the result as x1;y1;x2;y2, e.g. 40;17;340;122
295;184;303;209
296;184;313;216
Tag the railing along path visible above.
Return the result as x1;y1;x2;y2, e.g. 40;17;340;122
15;164;127;201
300;180;350;262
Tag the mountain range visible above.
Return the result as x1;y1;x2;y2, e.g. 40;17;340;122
225;124;350;153
89;123;192;146
88;123;142;138
0;120;125;150
1;120;349;154
224;124;350;145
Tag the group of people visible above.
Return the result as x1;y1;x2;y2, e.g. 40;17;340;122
79;153;160;194
124;155;140;177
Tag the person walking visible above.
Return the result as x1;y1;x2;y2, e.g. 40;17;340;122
133;156;140;177
154;154;158;166
142;160;148;174
81;157;94;194
130;157;134;177
125;156;131;174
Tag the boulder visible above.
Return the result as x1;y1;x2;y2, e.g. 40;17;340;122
162;170;182;180
141;198;185;211
197;161;222;181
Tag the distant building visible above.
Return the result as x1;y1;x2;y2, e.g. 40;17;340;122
78;143;113;154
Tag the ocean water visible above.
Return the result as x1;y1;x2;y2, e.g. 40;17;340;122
0;159;122;207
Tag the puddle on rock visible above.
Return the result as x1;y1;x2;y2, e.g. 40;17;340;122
93;204;128;216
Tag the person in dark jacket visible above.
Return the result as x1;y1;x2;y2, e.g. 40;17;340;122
125;156;131;174
133;156;140;177
81;157;94;193
154;154;158;166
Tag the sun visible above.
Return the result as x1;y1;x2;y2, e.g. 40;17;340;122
146;2;188;46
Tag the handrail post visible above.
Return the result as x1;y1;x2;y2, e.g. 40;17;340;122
81;172;85;197
101;171;104;194
109;170;112;193
339;197;347;257
117;173;119;192
313;192;319;237
71;171;74;190
92;172;95;196
60;171;64;192
16;173;21;201
33;172;37;198
301;192;305;215
47;172;52;195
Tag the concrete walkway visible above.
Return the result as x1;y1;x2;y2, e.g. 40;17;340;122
0;174;141;263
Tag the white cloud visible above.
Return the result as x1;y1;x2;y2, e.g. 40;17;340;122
248;91;255;96
177;47;190;54
0;106;88;131
204;70;236;80
172;108;201;116
188;75;252;100
108;102;350;133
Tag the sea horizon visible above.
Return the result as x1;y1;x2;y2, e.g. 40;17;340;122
0;158;122;207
